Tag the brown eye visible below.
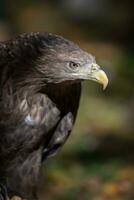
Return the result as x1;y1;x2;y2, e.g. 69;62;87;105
69;61;79;68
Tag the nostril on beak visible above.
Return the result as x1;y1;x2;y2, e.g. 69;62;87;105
91;63;100;71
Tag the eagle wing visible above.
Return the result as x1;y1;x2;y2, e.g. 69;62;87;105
0;93;60;160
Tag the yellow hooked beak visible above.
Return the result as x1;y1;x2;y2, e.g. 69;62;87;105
86;63;108;90
92;69;108;90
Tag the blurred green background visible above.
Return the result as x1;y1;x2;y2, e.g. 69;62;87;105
0;0;134;199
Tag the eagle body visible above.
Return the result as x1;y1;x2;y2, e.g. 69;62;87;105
0;33;81;200
0;32;108;200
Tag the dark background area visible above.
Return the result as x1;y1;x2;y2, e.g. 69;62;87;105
0;0;134;199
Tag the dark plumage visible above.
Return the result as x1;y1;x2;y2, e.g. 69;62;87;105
0;32;108;200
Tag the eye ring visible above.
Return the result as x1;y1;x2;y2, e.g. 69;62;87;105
69;61;79;69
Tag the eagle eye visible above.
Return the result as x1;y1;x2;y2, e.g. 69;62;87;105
69;61;79;69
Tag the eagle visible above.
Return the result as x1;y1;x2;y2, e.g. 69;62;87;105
0;32;108;200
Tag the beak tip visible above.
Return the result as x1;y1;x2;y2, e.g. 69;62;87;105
103;85;106;90
103;80;108;90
